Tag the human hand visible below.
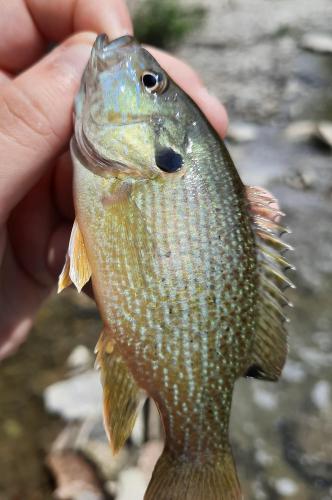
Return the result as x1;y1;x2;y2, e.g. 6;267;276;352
0;0;228;360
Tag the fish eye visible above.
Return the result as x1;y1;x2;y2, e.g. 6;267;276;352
142;71;167;94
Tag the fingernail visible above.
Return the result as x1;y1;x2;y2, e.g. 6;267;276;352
105;24;132;40
90;6;133;39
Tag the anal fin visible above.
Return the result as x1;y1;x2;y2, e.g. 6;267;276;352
95;329;140;453
245;186;294;381
58;219;91;293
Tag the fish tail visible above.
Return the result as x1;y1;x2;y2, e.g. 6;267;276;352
144;446;242;500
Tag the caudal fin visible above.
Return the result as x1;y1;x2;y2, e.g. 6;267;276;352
144;447;242;500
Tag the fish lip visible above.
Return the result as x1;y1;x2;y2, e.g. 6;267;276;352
90;34;137;72
93;34;136;60
94;33;110;52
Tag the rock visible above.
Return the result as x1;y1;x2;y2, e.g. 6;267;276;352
311;380;331;410
46;450;105;500
50;423;83;452
284;121;316;142
226;122;258;143
301;170;317;187
49;417;133;482
138;440;163;478
285;120;332;149
316;121;332;148
67;345;94;373
313;331;332;351
44;370;102;420
76;417;134;481
252;385;278;410
251;479;269;500
285;170;316;190
280;415;332;487
274;477;299;496
116;467;147;500
255;448;273;467
298;347;332;369
83;436;131;480
282;360;306;383
131;403;145;447
301;33;332;54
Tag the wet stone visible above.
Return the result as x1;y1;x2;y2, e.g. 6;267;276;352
279;415;332;489
316;121;332;148
274;477;299;497
311;380;331;411
301;33;332;54
285;170;317;190
116;468;147;500
46;450;105;500
44;371;102;420
282;360;306;383
226;122;259;143
252;384;278;411
284;121;316;142
67;345;94;373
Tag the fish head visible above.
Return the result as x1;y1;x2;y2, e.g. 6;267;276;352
74;34;201;181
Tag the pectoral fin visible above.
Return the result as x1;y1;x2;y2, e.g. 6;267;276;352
95;329;140;454
58;220;92;293
245;186;294;381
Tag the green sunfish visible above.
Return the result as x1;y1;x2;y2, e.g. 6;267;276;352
59;34;293;500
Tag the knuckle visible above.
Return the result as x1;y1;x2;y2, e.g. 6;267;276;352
0;81;62;151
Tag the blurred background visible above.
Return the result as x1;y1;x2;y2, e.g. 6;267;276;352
1;0;332;499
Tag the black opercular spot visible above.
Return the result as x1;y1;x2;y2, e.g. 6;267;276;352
155;147;183;173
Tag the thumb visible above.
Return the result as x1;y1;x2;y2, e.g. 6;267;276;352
0;32;96;223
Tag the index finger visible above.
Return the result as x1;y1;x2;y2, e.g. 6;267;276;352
0;0;132;72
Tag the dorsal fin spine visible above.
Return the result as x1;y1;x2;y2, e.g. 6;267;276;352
244;186;294;381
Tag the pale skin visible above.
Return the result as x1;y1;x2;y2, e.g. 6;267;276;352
0;0;228;360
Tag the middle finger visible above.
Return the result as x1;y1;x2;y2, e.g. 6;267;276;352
0;0;132;73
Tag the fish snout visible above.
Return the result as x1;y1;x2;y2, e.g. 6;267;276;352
92;34;136;69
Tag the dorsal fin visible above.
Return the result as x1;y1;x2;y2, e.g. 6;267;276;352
58;220;92;293
95;329;141;453
245;186;295;381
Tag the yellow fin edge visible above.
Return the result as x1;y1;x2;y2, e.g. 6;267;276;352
57;219;92;293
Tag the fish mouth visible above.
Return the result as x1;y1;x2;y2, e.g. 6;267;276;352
94;34;135;53
92;34;138;65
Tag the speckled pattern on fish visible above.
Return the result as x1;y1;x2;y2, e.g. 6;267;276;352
59;34;293;500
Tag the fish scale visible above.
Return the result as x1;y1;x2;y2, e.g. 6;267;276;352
59;34;293;500
74;123;258;459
